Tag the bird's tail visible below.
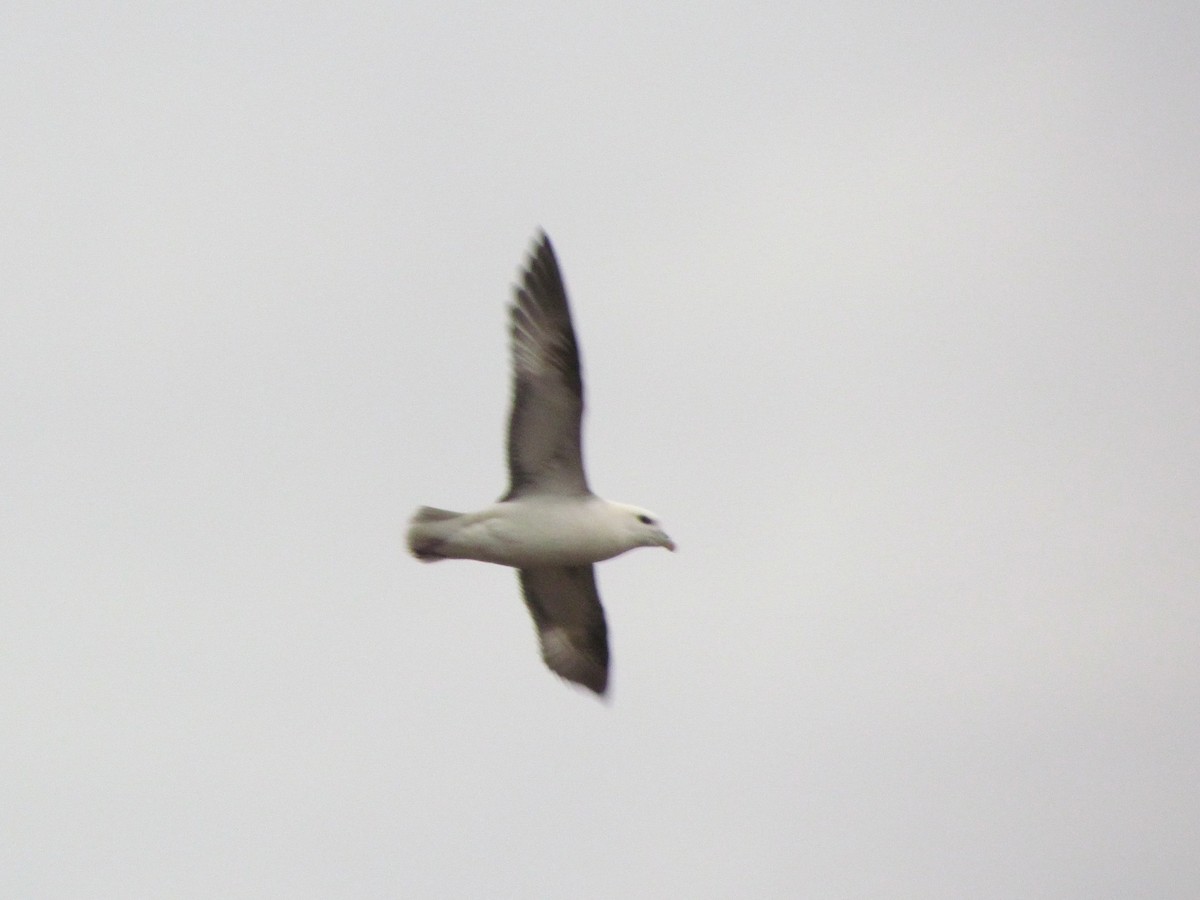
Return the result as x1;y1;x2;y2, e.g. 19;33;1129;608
406;506;464;561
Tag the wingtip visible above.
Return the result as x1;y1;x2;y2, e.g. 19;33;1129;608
544;658;608;698
549;673;609;700
584;668;609;698
531;229;555;261
569;672;610;699
538;625;608;697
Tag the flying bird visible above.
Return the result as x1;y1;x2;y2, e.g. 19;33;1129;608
407;233;674;696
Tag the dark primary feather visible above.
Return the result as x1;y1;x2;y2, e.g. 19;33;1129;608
518;565;609;695
503;233;590;499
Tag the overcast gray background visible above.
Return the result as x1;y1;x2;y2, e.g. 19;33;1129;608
3;2;1198;897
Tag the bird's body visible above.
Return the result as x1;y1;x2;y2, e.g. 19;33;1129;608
409;497;669;568
407;233;673;696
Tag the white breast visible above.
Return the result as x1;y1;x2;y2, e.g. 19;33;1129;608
456;497;631;567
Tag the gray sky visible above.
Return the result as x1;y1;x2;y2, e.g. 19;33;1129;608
3;2;1198;897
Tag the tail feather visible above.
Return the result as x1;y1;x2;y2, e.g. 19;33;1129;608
407;506;464;561
411;506;461;523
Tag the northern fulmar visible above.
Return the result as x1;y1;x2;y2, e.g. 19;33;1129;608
406;233;674;696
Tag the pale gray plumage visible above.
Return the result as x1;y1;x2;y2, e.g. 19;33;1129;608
407;233;673;697
504;237;588;500
519;566;608;695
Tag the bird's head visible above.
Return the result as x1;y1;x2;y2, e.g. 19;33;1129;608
615;503;676;553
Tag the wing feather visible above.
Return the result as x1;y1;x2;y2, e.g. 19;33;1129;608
518;566;609;695
503;233;589;499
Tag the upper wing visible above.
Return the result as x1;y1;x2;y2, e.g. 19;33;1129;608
518;565;609;695
503;233;590;499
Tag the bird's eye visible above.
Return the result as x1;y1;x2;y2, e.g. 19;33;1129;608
637;514;653;525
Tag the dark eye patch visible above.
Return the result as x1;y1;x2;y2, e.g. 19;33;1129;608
637;514;654;525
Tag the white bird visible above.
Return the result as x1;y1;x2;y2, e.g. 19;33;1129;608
407;233;674;696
